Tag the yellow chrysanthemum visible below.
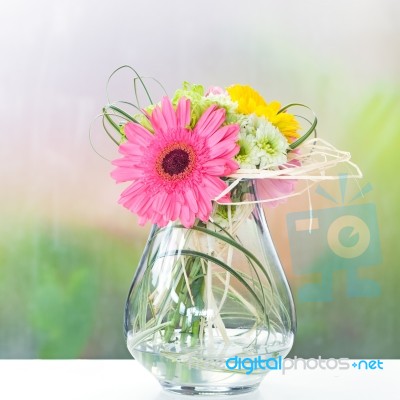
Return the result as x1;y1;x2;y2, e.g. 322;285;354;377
227;84;300;142
226;84;268;115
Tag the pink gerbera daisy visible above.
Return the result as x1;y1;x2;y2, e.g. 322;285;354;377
111;97;240;228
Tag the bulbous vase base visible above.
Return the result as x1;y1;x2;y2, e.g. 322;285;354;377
125;180;297;395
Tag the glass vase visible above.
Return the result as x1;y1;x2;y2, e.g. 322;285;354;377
124;179;296;395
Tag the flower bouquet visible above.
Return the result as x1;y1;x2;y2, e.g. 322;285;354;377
98;66;361;395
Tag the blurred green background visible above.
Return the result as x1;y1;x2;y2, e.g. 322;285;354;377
0;0;399;358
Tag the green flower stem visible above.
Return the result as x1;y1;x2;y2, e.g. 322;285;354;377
191;320;200;344
164;269;186;342
180;363;190;384
180;317;190;348
164;256;204;343
191;274;205;346
165;357;177;381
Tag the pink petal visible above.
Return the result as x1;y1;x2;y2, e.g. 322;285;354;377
150;105;168;134
119;181;143;199
162;193;174;220
184;188;199;213
119;142;147;157
216;192;232;204
224;159;239;175
119;190;146;212
176;97;191;128
156;214;168;227
129;192;149;213
203;164;226;176
193;105;226;137
171;199;181;221
161;96;177;130
180;205;195;228
138;216;148;226
205;86;226;96
206;124;240;148
196;186;213;217
202;176;227;197
124;122;153;147
110;162;143;182
153;191;168;211
209;142;239;159
256;179;297;208
112;155;142;169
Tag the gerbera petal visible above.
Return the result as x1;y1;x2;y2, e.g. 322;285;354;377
111;161;143;182
171;198;181;221
196;187;213;217
151;212;162;225
184;188;199;213
198;183;214;214
119;181;144;200
124;122;153;147
202;158;239;175
135;194;152;215
153;191;168;212
205;124;240;148
202;176;227;198
162;192;174;219
119;190;145;212
138;215;148;226
161;96;177;129
202;164;226;176
216;192;232;204
150;105;168;134
180;205;195;228
193;105;226;137
176;97;191;128
119;141;148;157
224;159;240;175
209;142;240;159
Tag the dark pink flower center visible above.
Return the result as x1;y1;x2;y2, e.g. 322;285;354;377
156;142;196;181
162;149;189;175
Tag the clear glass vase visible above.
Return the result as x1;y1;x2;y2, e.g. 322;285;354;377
124;179;296;395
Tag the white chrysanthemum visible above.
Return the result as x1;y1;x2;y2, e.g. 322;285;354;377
254;117;289;169
235;132;260;169
235;114;288;169
238;114;257;135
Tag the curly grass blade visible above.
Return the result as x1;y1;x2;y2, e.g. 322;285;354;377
107;65;153;106
107;105;138;123
278;103;318;150
102;113;120;145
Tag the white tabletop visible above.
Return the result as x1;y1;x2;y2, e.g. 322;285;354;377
0;360;397;400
